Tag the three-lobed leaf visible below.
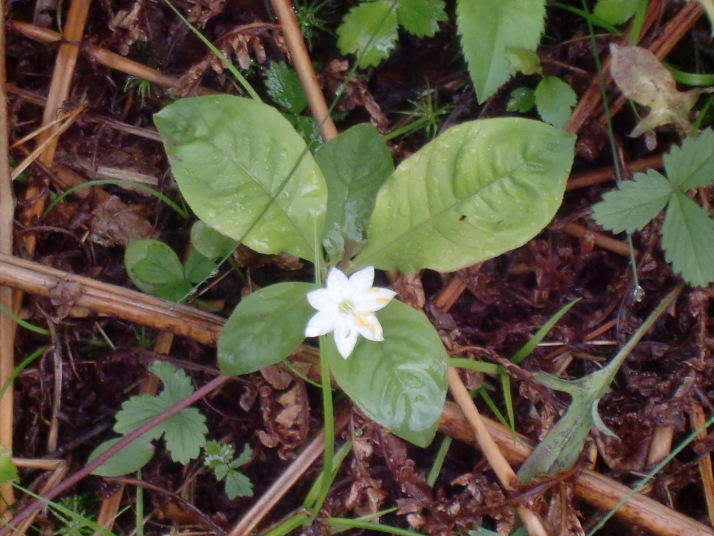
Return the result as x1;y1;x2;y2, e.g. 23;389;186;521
457;0;546;103
113;362;208;464
315;124;394;261
326;300;447;447
218;282;315;375
190;221;238;261
125;239;185;296
591;169;672;233
154;95;327;260
352;118;575;273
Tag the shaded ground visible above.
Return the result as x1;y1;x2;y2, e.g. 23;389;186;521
3;1;714;535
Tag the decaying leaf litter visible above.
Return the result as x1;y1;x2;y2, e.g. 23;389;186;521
1;1;714;535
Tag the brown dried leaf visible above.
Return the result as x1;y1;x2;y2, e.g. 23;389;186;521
90;196;157;247
49;278;82;320
609;44;706;140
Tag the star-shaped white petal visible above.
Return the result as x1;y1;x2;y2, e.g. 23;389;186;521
305;266;396;358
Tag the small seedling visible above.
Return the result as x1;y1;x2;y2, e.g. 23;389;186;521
89;361;208;476
203;440;253;499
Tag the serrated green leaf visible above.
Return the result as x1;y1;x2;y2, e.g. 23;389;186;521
224;469;254;498
661;192;714;287
591;169;673;233
232;444;252;467
125;240;185;296
190;221;237;261
114;394;167;441
162;407;208;464
337;1;399;69
506;87;536;113
593;0;639;25
397;0;447;37
150;361;196;402
154;95;327;260
352;118;574;273
315;124;394;261
326;300;447;447
535;76;577;128
663;128;714;190
457;0;546;102
88;437;155;477
114;362;208;464
218;282;315;375
264;62;308;114
214;464;230;481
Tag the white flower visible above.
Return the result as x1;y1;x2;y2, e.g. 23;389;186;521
305;266;397;359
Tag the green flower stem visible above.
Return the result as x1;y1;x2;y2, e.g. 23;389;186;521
307;337;335;523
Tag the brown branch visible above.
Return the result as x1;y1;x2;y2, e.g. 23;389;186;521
270;0;338;142
0;0;16;511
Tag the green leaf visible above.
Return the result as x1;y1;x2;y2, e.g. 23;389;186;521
114;362;208;464
337;1;399;69
0;448;18;484
397;0;447;37
161;406;208;464
190;220;238;261
457;0;546;102
663;128;714;190
593;0;639;25
264;62;308;114
286;114;323;149
88;437;155;477
517;366;614;482
506;87;536;113
352;118;575;273
326;300;447;447
661;192;714;287
218;282;315;375
156;280;193;302
591;169;673;233
224;469;254;499
114;394;169;442
154;95;327;260
517;284;683;482
315;124;394;261
204;439;235;468
125;239;185;296
534;76;577;128
152;360;196;401
184;249;216;284
507;48;542;76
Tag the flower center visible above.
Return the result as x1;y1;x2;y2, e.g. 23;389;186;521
338;298;355;315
